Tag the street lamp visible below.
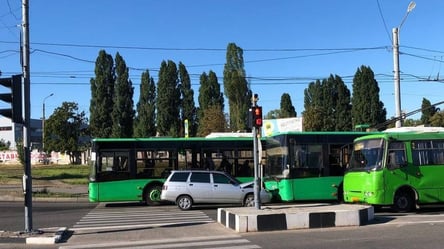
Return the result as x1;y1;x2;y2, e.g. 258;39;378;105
42;93;54;152
393;1;416;128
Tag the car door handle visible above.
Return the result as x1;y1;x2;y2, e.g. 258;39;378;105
214;185;218;187
189;184;193;186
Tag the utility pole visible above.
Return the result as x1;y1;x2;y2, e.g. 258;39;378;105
393;1;416;128
22;0;33;233
393;27;401;128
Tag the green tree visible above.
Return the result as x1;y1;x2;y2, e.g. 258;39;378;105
45;102;88;164
303;75;351;131
331;75;352;131
112;53;135;138
430;111;444;127
134;70;157;137
280;93;297;118
197;105;227;137
197;71;226;136
0;139;10;150
351;65;386;129
420;97;438;125
178;62;197;137
223;43;251;131
403;118;422;127
157;60;180;137
303;80;323;131
90;50;114;138
265;109;281;119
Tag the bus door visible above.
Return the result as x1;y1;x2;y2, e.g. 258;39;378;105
384;141;424;201
97;150;136;201
410;140;444;202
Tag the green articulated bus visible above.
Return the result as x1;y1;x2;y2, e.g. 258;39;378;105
344;128;444;212
88;135;264;205
263;131;372;202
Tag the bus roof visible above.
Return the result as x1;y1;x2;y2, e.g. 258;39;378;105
354;129;444;142
91;136;257;143
270;131;375;136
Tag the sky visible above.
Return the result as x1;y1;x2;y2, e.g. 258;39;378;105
1;0;444;123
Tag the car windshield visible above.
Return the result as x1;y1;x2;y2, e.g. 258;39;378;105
348;138;385;171
213;172;241;185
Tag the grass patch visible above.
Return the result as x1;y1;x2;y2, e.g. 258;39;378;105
0;164;89;185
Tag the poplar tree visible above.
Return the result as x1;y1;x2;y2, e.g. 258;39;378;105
197;71;225;136
90;50;114;138
351;65;386;129
223;43;251;131
178;62;197;137
111;53;134;138
134;70;156;137
420;97;438;125
157;60;180;137
303;80;324;131
280;93;297;118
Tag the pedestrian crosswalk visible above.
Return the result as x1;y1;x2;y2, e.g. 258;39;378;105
71;204;214;232
62;204;261;249
59;235;260;249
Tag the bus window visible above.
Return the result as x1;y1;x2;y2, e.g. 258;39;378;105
136;150;155;177
387;142;406;169
290;144;322;177
97;151;130;181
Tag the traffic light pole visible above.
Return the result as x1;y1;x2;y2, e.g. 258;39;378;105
252;94;261;210
22;0;33;233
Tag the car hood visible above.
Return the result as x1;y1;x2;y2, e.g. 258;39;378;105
239;181;254;188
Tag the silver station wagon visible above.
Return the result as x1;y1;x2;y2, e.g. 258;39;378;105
161;170;272;210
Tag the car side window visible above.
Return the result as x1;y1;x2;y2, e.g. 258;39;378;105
169;172;190;182
190;172;210;183
213;173;233;184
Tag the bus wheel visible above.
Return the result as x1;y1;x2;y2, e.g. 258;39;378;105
145;185;162;206
393;189;414;212
177;195;193;210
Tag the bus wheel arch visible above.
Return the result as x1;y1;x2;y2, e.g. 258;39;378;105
336;182;344;203
143;182;163;206
393;186;416;212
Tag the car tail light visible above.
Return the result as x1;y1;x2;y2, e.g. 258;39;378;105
162;185;167;190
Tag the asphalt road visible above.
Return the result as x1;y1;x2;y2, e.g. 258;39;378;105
2;201;444;249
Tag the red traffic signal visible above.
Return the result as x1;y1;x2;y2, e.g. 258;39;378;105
251;106;263;128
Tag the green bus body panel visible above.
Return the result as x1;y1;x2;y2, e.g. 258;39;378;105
236;177;254;183
89;179;164;202
266;176;342;201
343;171;387;205
344;131;444;206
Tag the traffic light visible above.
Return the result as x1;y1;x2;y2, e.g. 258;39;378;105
250;106;263;128
0;75;23;123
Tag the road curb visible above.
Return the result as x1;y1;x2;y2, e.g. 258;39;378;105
217;204;374;232
26;227;66;244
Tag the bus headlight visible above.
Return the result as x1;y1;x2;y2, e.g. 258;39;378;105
364;191;374;197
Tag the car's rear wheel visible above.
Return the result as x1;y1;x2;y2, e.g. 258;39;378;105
177;195;193;210
243;194;255;207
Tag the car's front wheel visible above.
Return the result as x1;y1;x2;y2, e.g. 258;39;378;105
177;195;193;210
243;194;255;207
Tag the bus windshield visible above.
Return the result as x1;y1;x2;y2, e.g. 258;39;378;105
349;138;385;171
